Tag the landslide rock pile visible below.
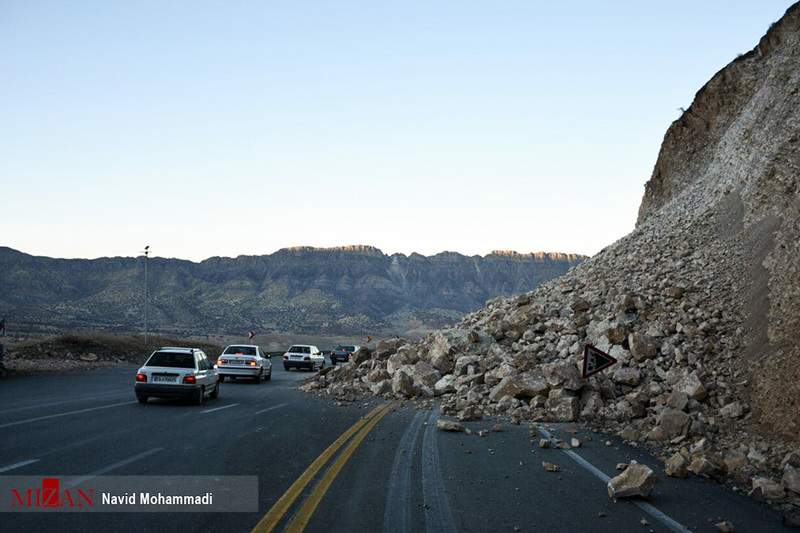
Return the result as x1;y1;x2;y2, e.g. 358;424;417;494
303;2;800;518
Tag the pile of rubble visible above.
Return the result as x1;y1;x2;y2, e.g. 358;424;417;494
303;2;800;523
303;200;799;516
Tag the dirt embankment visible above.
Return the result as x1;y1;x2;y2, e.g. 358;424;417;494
1;334;223;375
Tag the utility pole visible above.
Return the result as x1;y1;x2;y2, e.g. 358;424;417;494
143;246;149;348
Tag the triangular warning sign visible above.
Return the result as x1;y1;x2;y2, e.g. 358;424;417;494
581;344;618;378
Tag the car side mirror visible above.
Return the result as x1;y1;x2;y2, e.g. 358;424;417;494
213;364;218;370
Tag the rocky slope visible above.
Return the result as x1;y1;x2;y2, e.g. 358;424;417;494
0;245;583;336
303;2;800;522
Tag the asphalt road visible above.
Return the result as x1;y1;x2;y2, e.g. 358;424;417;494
0;362;790;532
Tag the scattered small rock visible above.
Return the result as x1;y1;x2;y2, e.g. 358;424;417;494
542;461;560;472
748;477;785;503
436;420;464;432
665;453;688;478
783;508;800;528
715;520;735;532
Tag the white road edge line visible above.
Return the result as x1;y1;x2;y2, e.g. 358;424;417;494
0;401;138;429
199;403;239;414
66;447;164;488
0;459;40;473
536;427;687;533
254;402;289;415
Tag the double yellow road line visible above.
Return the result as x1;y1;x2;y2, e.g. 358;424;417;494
252;402;394;533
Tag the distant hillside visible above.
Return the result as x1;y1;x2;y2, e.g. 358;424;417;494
0;245;585;335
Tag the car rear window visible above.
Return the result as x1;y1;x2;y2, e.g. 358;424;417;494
146;352;196;369
224;346;256;356
289;346;310;354
342;346;356;352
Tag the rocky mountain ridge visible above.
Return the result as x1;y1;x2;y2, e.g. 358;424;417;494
304;2;800;523
0;245;584;336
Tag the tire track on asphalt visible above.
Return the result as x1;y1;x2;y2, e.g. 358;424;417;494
382;410;426;533
421;411;458;533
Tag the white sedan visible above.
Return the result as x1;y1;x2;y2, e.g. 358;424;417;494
216;344;272;383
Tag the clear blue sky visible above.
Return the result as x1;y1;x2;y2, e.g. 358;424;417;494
1;1;793;261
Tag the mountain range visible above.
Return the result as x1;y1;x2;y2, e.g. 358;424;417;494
0;245;585;336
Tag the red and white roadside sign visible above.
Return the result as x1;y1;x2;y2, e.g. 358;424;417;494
581;344;618;378
248;330;255;340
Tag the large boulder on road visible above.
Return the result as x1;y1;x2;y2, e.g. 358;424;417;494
392;370;418;397
607;461;659;499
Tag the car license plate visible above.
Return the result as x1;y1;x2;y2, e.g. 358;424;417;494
153;376;177;383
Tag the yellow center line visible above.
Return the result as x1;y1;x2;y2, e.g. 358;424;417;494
284;402;394;533
251;402;392;533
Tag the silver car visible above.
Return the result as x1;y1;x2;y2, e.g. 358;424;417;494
216;344;272;383
135;347;219;405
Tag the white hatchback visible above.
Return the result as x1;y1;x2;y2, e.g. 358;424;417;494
283;344;325;371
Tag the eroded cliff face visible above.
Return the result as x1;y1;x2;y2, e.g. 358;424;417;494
636;3;800;438
637;4;799;227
